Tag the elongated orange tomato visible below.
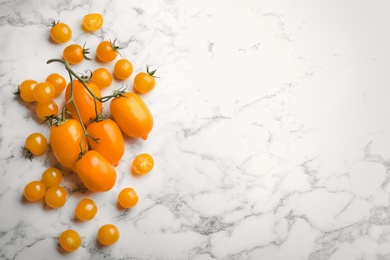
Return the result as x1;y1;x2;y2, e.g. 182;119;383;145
87;119;124;166
110;92;153;140
75;150;116;192
50;119;87;171
65;80;102;126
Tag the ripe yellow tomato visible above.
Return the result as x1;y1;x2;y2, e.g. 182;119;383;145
114;59;133;80
50;21;72;44
33;82;55;103
17;79;37;102
97;224;120;246
132;153;154;175
96;40;120;62
75;198;98;221
45;186;67;208
110;92;153;140
118;187;139;208
83;13;103;32
35;100;59;120
75;150;117;192
50;119;87;171
86;119;124;166
91;67;112;89
41;167;63;187
65;80;102;126
24;132;47;160
24;181;46;202
46;73;67;96
59;230;81;252
134;66;157;94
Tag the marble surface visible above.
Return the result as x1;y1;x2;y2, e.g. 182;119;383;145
1;0;390;259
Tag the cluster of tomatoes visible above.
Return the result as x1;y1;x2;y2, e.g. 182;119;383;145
15;13;156;252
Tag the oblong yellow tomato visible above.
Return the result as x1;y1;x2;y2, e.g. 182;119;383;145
109;92;153;140
50;119;87;171
65;80;102;126
75;150;116;192
87;119;124;166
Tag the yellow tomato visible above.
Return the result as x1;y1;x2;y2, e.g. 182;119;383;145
110;92;153;140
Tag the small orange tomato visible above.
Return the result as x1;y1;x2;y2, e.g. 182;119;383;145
132;153;154;175
50;21;72;44
96;40;121;62
41;167;63;187
45;186;67;208
59;230;81;252
110;92;153;140
65;80;102;126
33;82;56;103
83;13;103;32
23;133;47;160
75;150;117;192
97;224;120;246
63;44;91;65
91;67;112;89
87;119;124;166
118;187;139;208
134;66;157;94
114;59;133;80
17;79;37;102
36;100;59;120
46;73;66;96
24;181;46;202
75;198;98;221
50;119;87;171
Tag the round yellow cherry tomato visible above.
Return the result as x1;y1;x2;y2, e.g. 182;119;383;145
97;224;120;246
75;198;98;221
24;181;46;202
118;187;139;208
50;21;72;44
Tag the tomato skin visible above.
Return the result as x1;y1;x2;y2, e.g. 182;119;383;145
83;13;103;32
134;72;156;94
65;80;102;126
91;67;112;89
50;119;87;171
110;92;153;140
114;59;133;80
86;119;124;166
96;41;118;62
63;44;85;64
75;150;116;192
19;80;37;102
50;22;72;44
45;73;66;96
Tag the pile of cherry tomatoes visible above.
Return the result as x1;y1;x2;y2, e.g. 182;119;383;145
15;13;156;252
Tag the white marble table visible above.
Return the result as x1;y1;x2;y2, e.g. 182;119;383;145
1;0;390;259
